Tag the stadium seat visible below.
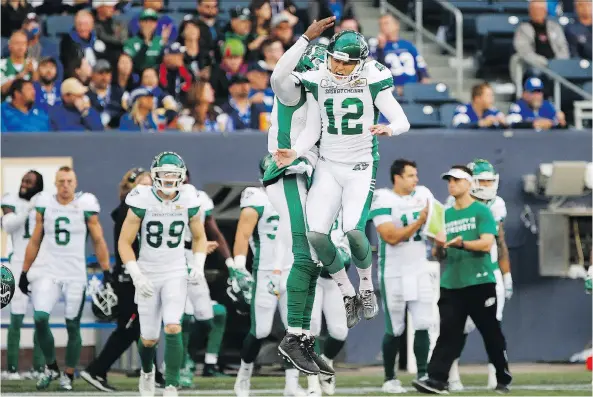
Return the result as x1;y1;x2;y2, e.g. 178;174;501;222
45;15;74;37
492;1;530;15
401;104;441;128
168;12;188;27
439;103;463;128
446;0;495;50
475;14;527;76
583;81;592;95
548;59;592;82
1;37;8;57
403;82;455;105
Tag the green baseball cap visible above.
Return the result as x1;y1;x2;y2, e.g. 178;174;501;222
140;8;159;21
221;38;245;58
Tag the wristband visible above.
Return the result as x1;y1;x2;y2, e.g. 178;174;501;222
193;252;206;271
124;260;142;280
234;255;246;269
301;34;310;42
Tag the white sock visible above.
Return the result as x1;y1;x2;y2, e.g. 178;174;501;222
357;266;374;291
204;353;218;365
302;329;311;337
307;374;321;390
285;368;300;389
330;268;356;297
239;360;254;378
449;358;460;382
287;327;302;335
487;363;496;384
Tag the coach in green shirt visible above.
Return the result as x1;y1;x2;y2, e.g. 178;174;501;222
412;165;512;395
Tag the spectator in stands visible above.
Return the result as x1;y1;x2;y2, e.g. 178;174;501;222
452;82;506;129
221;73;267;130
1;30;36;97
247;62;274;112
159;42;193;106
259;37;284;72
68;56;93;85
124;9;170;74
271;13;297;51
210;39;247;105
512;0;569;72
334;17;360;33
565;0;592;60
194;0;223;61
93;0;128;67
1;78;49;132
122;67;176;111
48;77;104;131
88;59;124;128
374;14;430;96
180;19;211;80
226;6;259;60
270;0;298;18
33;56;61;112
119;88;160;132
60;10;107;73
128;0;178;43
1;0;34;38
22;13;55;63
507;77;566;129
251;0;272;37
309;0;354;37
177;79;232;132
113;52;138;92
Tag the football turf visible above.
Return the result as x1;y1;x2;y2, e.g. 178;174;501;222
2;370;591;396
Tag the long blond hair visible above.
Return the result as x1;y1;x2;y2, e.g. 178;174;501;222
119;168;150;201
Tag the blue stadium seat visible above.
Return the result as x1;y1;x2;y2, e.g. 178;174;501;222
583;81;592;95
1;37;8;57
492;1;530;15
439;103;463;128
45;15;74;37
168;12;188;27
401;104;441;128
475;14;527;76
403;82;455;104
548;58;592;82
446;1;495;50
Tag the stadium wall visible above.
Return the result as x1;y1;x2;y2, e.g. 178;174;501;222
2;129;591;364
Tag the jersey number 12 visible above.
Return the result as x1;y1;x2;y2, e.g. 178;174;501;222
324;98;364;135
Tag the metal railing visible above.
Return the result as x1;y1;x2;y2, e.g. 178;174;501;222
514;56;592;106
382;0;464;95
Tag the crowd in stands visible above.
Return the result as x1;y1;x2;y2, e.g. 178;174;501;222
0;0;589;133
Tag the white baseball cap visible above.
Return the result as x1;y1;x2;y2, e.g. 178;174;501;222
441;168;473;182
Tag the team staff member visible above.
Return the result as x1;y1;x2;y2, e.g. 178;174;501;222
81;168;164;392
412;165;512;395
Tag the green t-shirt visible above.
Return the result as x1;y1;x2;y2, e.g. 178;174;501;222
440;201;498;289
123;35;164;70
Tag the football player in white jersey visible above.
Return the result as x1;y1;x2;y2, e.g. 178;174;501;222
265;18;337;376
369;159;434;394
447;159;513;391
309;211;350;396
275;30;410;331
18;166;111;391
118;152;208;397
1;171;45;380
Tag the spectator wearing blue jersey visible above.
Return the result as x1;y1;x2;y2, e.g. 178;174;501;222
506;77;566;130
565;0;592;60
221;73;267;130
452;82;506;129
33;56;61;112
247;62;274;112
48;78;104;132
128;0;178;43
374;14;430;96
1;79;49;132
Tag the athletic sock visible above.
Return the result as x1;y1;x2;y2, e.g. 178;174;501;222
414;330;430;377
32;329;46;371
206;304;226;360
7;314;24;372
329;268;356;297
356;266;373;291
164;333;183;387
34;311;56;364
137;340;156;373
382;334;400;381
241;333;263;363
324;336;345;360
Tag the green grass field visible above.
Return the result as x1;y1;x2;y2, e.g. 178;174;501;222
2;368;592;396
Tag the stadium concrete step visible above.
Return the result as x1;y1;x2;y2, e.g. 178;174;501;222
354;0;383;37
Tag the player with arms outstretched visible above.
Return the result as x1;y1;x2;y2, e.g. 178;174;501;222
118;152;207;397
447;159;513;391
19;166;111;391
369;159;435;393
276;30;410;330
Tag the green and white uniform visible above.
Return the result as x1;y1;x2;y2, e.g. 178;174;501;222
30;191;99;319
1;193;38;315
184;188;215;321
126;184;200;340
370;187;436;336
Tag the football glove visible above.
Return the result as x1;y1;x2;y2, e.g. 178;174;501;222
503;272;513;300
19;271;30;295
125;261;154;298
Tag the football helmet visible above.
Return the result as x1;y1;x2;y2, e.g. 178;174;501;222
151;151;187;195
326;30;369;85
468;159;499;201
226;268;253;316
295;43;327;73
88;275;118;322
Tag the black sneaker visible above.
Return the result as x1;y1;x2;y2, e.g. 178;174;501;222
412;377;449;394
202;364;228;377
344;295;362;328
80;371;116;392
495;384;510;394
303;336;335;376
155;370;165;389
278;333;320;375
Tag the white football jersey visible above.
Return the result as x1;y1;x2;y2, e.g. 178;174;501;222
34;191;100;281
1;193;37;265
298;60;393;163
330;210;350;258
126;184;201;279
240;187;279;271
370;186;434;278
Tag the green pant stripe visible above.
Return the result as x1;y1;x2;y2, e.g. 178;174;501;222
355;161;378;231
379;240;393;336
249;268;258;336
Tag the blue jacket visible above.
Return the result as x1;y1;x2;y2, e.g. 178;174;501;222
507;98;558;127
119;113;158;132
47;103;104;132
33;81;62;113
1;102;50;132
220;100;267;131
452;103;503;128
373;39;429;86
